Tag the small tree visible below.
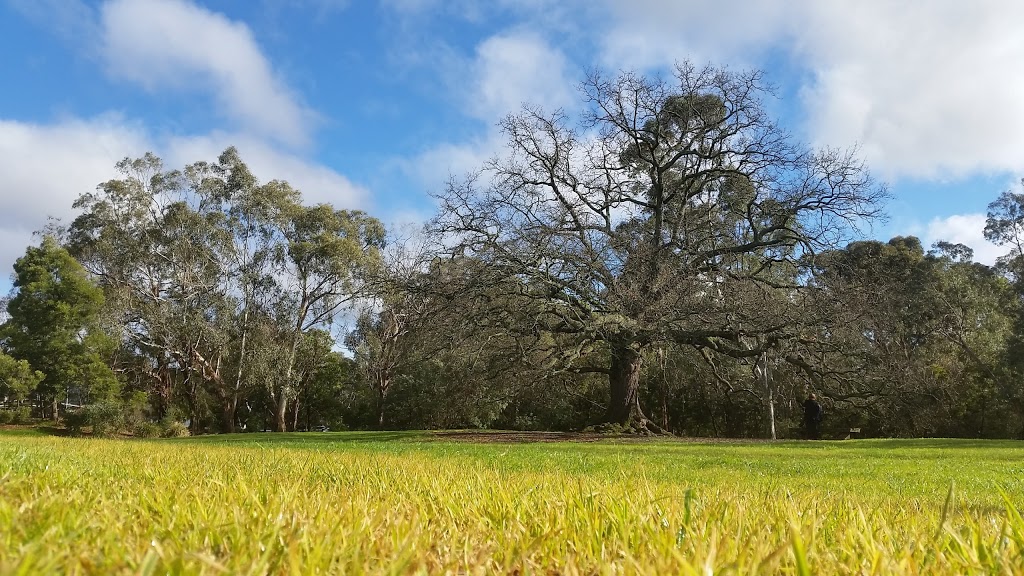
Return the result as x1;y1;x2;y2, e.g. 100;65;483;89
0;352;44;406
3;237;119;418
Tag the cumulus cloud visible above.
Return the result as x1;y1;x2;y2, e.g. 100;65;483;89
796;2;1024;180
0;116;366;282
924;213;1004;265
593;0;1024;181
402;31;575;196
163;132;367;207
599;0;790;70
0;116;150;274
100;0;315;148
469;32;575;121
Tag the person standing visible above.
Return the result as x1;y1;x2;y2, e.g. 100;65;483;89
803;393;823;440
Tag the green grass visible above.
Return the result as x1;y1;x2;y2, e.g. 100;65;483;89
2;431;1024;574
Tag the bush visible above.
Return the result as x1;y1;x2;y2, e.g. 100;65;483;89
134;421;162;438
9;406;31;425
161;420;190;438
0;406;32;425
122;391;150;432
65;401;124;437
86;401;124;437
64;409;87;435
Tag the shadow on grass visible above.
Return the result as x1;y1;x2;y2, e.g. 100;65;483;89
842;438;1024;450
0;425;68;438
177;430;428;446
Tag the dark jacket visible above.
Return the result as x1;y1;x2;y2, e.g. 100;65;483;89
803;399;823;424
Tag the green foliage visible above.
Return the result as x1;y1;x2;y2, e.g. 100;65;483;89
65;401;124;437
121;391;150;432
0;406;31;425
3;92;1024;439
2;237;119;415
161;420;190;438
0;353;43;402
133;422;162;438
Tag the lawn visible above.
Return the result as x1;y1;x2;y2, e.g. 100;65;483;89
1;430;1023;574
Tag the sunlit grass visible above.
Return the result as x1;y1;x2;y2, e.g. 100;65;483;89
2;431;1024;574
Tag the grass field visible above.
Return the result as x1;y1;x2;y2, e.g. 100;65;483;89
2;430;1024;574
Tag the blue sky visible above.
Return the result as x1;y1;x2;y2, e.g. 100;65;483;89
1;0;1021;281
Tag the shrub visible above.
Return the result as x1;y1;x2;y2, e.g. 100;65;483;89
9;406;31;425
66;402;124;437
161;421;190;438
122;391;150;432
0;406;32;425
134;421;162;438
86;401;124;438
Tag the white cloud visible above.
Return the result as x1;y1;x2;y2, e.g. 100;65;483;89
795;2;1024;180
924;213;1004;265
592;1;1024;180
404;134;501;189
99;0;314;148
599;1;790;71
470;32;575;120
163;132;366;208
401;31;575;195
0;116;150;274
0;116;366;282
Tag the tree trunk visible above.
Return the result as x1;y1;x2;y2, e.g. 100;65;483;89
760;353;777;440
225;303;250;435
606;343;644;426
155;360;173;420
276;297;307;433
274;392;289;432
378;379;390;429
220;396;237;434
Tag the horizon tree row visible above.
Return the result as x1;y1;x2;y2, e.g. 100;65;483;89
2;61;1024;438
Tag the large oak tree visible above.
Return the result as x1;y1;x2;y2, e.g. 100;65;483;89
433;63;885;430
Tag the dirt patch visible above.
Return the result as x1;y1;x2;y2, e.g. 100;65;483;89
430;430;779;444
432;431;611;443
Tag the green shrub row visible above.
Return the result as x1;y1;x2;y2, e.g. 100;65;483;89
64;400;190;438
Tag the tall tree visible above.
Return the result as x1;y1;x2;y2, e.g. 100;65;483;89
68;149;384;432
271;204;385;431
984;182;1024;432
186;148;298;432
433;63;884;431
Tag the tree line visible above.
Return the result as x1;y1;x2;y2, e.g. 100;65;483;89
2;63;1023;438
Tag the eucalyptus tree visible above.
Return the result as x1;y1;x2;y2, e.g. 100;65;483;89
68;149;385;432
68;153;230;425
803;237;1016;436
984;181;1024;271
433;63;884;430
270;203;385;431
984;182;1024;432
346;232;451;427
185;148;298;431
